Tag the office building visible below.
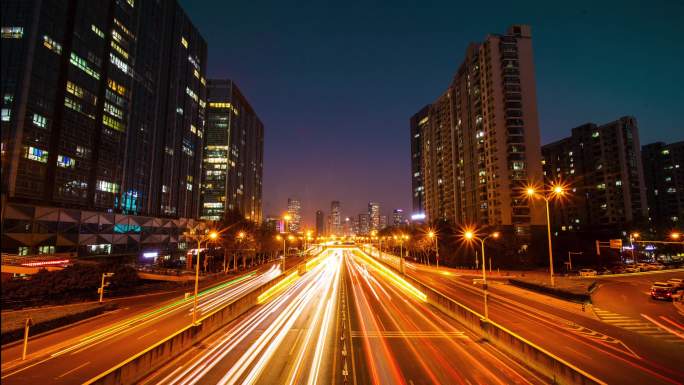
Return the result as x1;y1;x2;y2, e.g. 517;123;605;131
1;0;207;259
641;141;684;231
542;116;648;229
200;79;263;223
379;215;388;230
412;25;544;235
315;210;325;236
286;197;301;232
368;201;380;231
328;200;341;236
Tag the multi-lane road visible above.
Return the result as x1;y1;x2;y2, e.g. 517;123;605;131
0;258;304;384
366;246;684;385
2;246;682;384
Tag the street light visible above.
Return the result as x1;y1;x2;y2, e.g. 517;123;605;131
671;232;681;240
188;229;219;325
428;230;440;268
237;231;246;270
629;232;640;267
463;229;499;321
526;182;568;287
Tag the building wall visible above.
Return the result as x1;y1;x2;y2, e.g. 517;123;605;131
409;106;429;216
368;201;380;231
1;0;208;258
642;141;684;231
542;116;648;230
287;198;301;232
413;25;544;233
200;79;263;223
315;210;325;236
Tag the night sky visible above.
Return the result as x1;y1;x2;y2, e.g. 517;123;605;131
180;0;683;226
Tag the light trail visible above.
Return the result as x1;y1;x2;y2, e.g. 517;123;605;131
159;249;341;385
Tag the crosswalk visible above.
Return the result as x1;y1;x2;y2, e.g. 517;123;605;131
593;307;684;344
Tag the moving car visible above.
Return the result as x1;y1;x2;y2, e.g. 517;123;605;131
650;282;677;300
579;269;597;277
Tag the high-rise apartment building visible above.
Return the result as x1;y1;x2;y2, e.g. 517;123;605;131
412;25;544;236
379;215;388;230
328;200;341;236
315;209;325;236
286;197;302;232
1;0;208;259
368;201;380;231
200;79;263;223
642;141;683;231
542;116;648;229
410;106;429;217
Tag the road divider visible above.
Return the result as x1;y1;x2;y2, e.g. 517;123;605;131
83;249;329;385
359;248;605;385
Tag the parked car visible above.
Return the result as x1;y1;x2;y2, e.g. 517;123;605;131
597;267;613;275
579;269;597;277
667;278;684;289
624;266;640;273
650;282;677;300
648;263;665;270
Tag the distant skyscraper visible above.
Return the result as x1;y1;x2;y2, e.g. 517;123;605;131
642;141;684;231
315;210;325;236
542;116;647;229
201;79;264;223
343;217;354;236
358;213;370;236
329;200;342;235
413;25;545;237
1;0;207;259
287;198;302;232
392;209;405;227
264;217;281;233
368;201;380;231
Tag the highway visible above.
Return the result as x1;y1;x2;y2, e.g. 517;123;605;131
343;249;545;385
143;248;342;385
365;246;684;385
145;247;546;385
0;257;305;385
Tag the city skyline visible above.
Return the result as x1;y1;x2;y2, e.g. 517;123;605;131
179;0;683;222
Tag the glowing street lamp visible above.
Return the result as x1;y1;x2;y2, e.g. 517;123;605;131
629;232;640;267
526;182;568;287
462;228;499;321
427;230;440;268
187;229;219;325
671;232;681;240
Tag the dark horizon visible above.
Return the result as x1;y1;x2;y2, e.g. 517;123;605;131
180;0;683;226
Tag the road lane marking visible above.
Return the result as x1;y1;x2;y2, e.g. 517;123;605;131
56;361;90;378
660;316;684;332
641;314;684;340
136;329;158;340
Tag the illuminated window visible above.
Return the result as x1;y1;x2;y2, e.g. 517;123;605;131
597;183;606;190
89;244;112;254
96;180;119;193
43;35;62;54
24;146;48;163
70;53;100;79
91;25;105;38
66;81;84;98
185;87;198;102
57;155;75;168
104;102;124;119
102;115;125;132
193;68;199;78
592;131;600;138
181;36;188;48
113;19;134;38
186;183;193;191
1;27;23;39
615;180;622;186
38;245;55;254
1;108;10;122
111;41;128;59
110;53;128;74
662;149;670;155
200;77;206;86
33;113;47;128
